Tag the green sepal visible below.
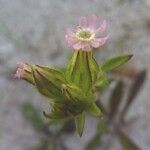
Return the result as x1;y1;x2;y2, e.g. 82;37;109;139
43;111;67;120
87;103;102;117
32;65;66;100
35;65;66;84
66;50;99;93
93;67;109;90
61;84;94;115
101;54;133;72
75;112;85;137
87;52;99;83
61;84;94;102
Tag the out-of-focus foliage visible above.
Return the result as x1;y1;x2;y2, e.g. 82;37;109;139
85;70;146;150
21;102;75;150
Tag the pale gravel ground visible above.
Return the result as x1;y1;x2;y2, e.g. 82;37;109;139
0;0;150;150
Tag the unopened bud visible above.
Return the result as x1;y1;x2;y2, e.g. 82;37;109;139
32;65;66;101
15;63;35;85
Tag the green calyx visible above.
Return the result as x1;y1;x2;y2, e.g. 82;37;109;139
18;49;132;136
66;50;99;93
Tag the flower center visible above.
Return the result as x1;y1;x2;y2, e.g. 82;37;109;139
79;31;91;39
75;29;95;42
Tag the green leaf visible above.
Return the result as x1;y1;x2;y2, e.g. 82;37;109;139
75;112;85;137
87;103;102;117
101;54;133;72
117;130;140;150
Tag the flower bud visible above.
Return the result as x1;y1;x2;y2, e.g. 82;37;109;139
15;63;35;85
61;84;94;115
32;65;66;101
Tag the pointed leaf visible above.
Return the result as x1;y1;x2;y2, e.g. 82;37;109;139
87;103;102;117
75;112;85;137
101;54;133;72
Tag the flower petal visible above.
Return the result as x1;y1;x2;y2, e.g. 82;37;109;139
82;43;91;51
66;29;75;37
73;42;82;50
97;36;109;46
91;35;109;48
65;29;76;47
79;17;87;28
96;20;107;33
66;37;75;47
88;14;98;29
91;40;100;48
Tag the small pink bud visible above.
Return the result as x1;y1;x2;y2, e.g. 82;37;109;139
15;63;28;78
15;62;35;85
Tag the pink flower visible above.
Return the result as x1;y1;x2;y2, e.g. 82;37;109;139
65;14;109;51
15;63;30;78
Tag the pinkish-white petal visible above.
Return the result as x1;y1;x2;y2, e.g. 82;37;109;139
65;29;76;47
65;35;73;47
73;42;82;50
79;17;87;28
82;43;91;51
91;40;100;48
66;38;75;47
88;14;98;29
96;20;107;33
15;62;26;78
66;29;75;37
96;35;109;46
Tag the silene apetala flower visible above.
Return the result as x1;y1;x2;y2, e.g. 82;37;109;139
65;14;108;51
15;14;132;136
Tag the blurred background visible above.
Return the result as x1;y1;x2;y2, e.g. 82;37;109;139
0;0;150;150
